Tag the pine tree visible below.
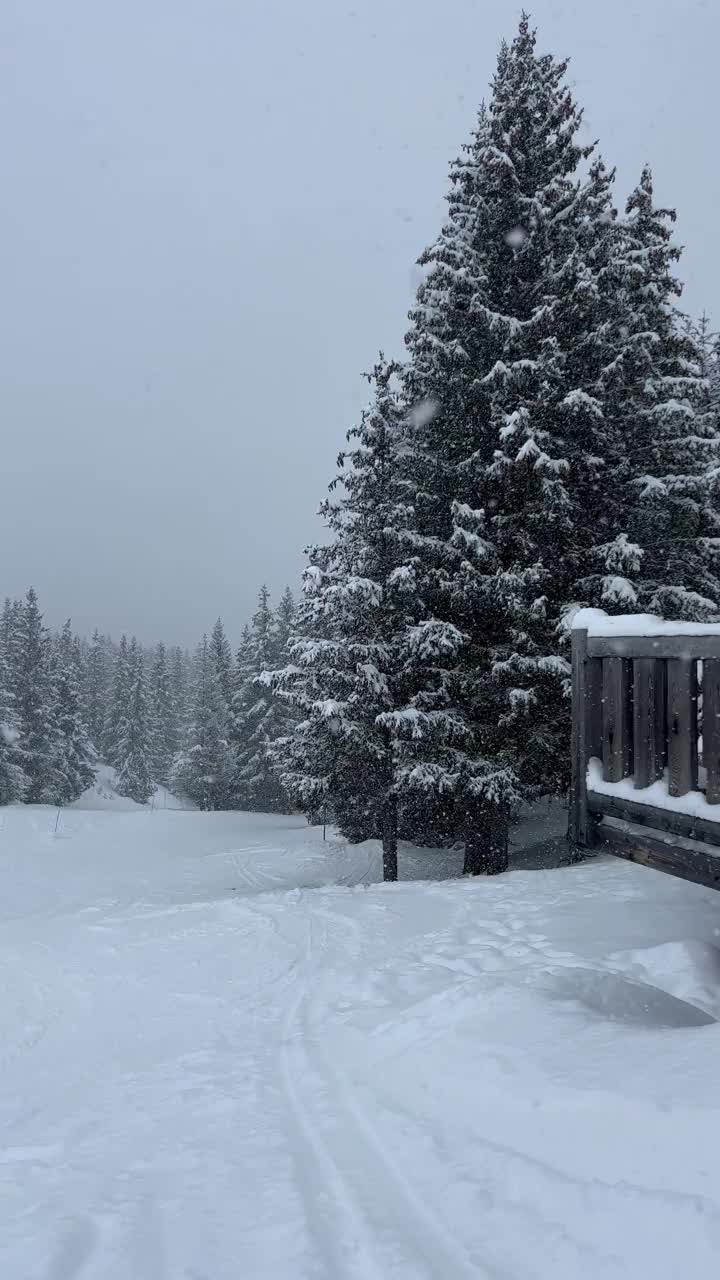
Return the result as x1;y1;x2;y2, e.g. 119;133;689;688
149;642;178;786
609;179;720;619
275;587;297;657
269;361;443;876
50;620;95;803
115;639;154;803
169;645;191;746
83;629;113;753
0;615;26;804
172;635;234;810
395;17;661;864
14;588;63;804
209;618;234;712
104;635;132;769
232;586;288;814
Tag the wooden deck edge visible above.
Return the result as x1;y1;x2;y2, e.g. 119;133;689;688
587;788;720;849
599;821;720;891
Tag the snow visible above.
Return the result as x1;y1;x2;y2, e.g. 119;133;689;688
572;606;720;637
2;801;720;1278
588;756;720;825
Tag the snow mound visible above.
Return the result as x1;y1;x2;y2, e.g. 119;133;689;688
70;764;144;811
546;966;716;1028
609;939;720;1022
70;765;191;812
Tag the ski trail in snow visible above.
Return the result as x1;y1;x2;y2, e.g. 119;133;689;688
278;903;386;1280
278;895;492;1279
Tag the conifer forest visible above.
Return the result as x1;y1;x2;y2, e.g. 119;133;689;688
4;19;720;880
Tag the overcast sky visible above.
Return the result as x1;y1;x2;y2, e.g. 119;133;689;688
2;0;718;646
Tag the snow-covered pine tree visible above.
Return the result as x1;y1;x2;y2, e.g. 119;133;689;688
275;587;296;650
268;359;448;878
13;588;64;804
231;586;288;814
209;618;234;712
609;181;720;620
149;642;178;787
398;18;644;862
0;613;26;804
104;635;132;769
83;629;113;754
169;645;191;746
115;638;154;804
172;635;234;810
50;620;95;803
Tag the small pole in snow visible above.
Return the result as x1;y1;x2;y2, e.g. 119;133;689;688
323;805;327;841
54;807;62;835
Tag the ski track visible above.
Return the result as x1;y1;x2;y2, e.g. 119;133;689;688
2;807;720;1278
291;898;491;1280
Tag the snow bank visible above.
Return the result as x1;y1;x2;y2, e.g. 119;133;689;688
70;764;192;812
572;606;720;637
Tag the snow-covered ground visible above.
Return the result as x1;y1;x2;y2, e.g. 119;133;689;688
1;799;720;1279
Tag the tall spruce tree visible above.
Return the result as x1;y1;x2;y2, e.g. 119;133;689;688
104;635;132;769
609;170;720;618
14;588;63;804
149;642;177;786
209;618;234;712
172;635;234;810
169;645;191;748
396;17;653;865
232;586;288;814
83;629;113;753
115;639;154;804
50;620;95;803
0;618;26;804
269;361;445;877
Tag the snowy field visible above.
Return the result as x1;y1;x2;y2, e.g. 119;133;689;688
1;800;720;1278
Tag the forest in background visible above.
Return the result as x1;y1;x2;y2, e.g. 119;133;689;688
3;18;720;881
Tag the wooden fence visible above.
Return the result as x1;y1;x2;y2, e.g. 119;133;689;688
569;625;720;889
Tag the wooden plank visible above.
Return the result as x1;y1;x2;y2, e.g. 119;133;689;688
588;635;720;660
599;821;720;891
569;629;590;846
654;658;667;778
633;658;657;789
602;657;632;783
586;657;603;758
703;658;720;805
667;658;698;798
587;788;720;847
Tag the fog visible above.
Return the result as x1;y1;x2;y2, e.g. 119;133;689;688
2;0;717;645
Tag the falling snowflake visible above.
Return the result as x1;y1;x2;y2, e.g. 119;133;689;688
505;225;528;249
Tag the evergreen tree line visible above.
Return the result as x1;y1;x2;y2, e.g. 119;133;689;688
266;17;720;880
0;585;298;811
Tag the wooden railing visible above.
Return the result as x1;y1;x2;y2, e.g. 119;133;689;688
569;620;720;887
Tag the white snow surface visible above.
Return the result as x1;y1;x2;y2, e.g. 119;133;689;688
572;607;720;637
2;801;720;1278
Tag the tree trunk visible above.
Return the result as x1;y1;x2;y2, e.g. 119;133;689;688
463;807;509;876
382;794;398;882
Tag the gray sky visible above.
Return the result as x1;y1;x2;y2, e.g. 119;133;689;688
2;0;718;646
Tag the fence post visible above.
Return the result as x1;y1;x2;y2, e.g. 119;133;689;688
667;658;698;798
602;657;632;783
704;659;720;803
569;628;590;846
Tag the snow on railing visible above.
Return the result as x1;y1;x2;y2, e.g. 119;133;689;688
569;610;720;866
